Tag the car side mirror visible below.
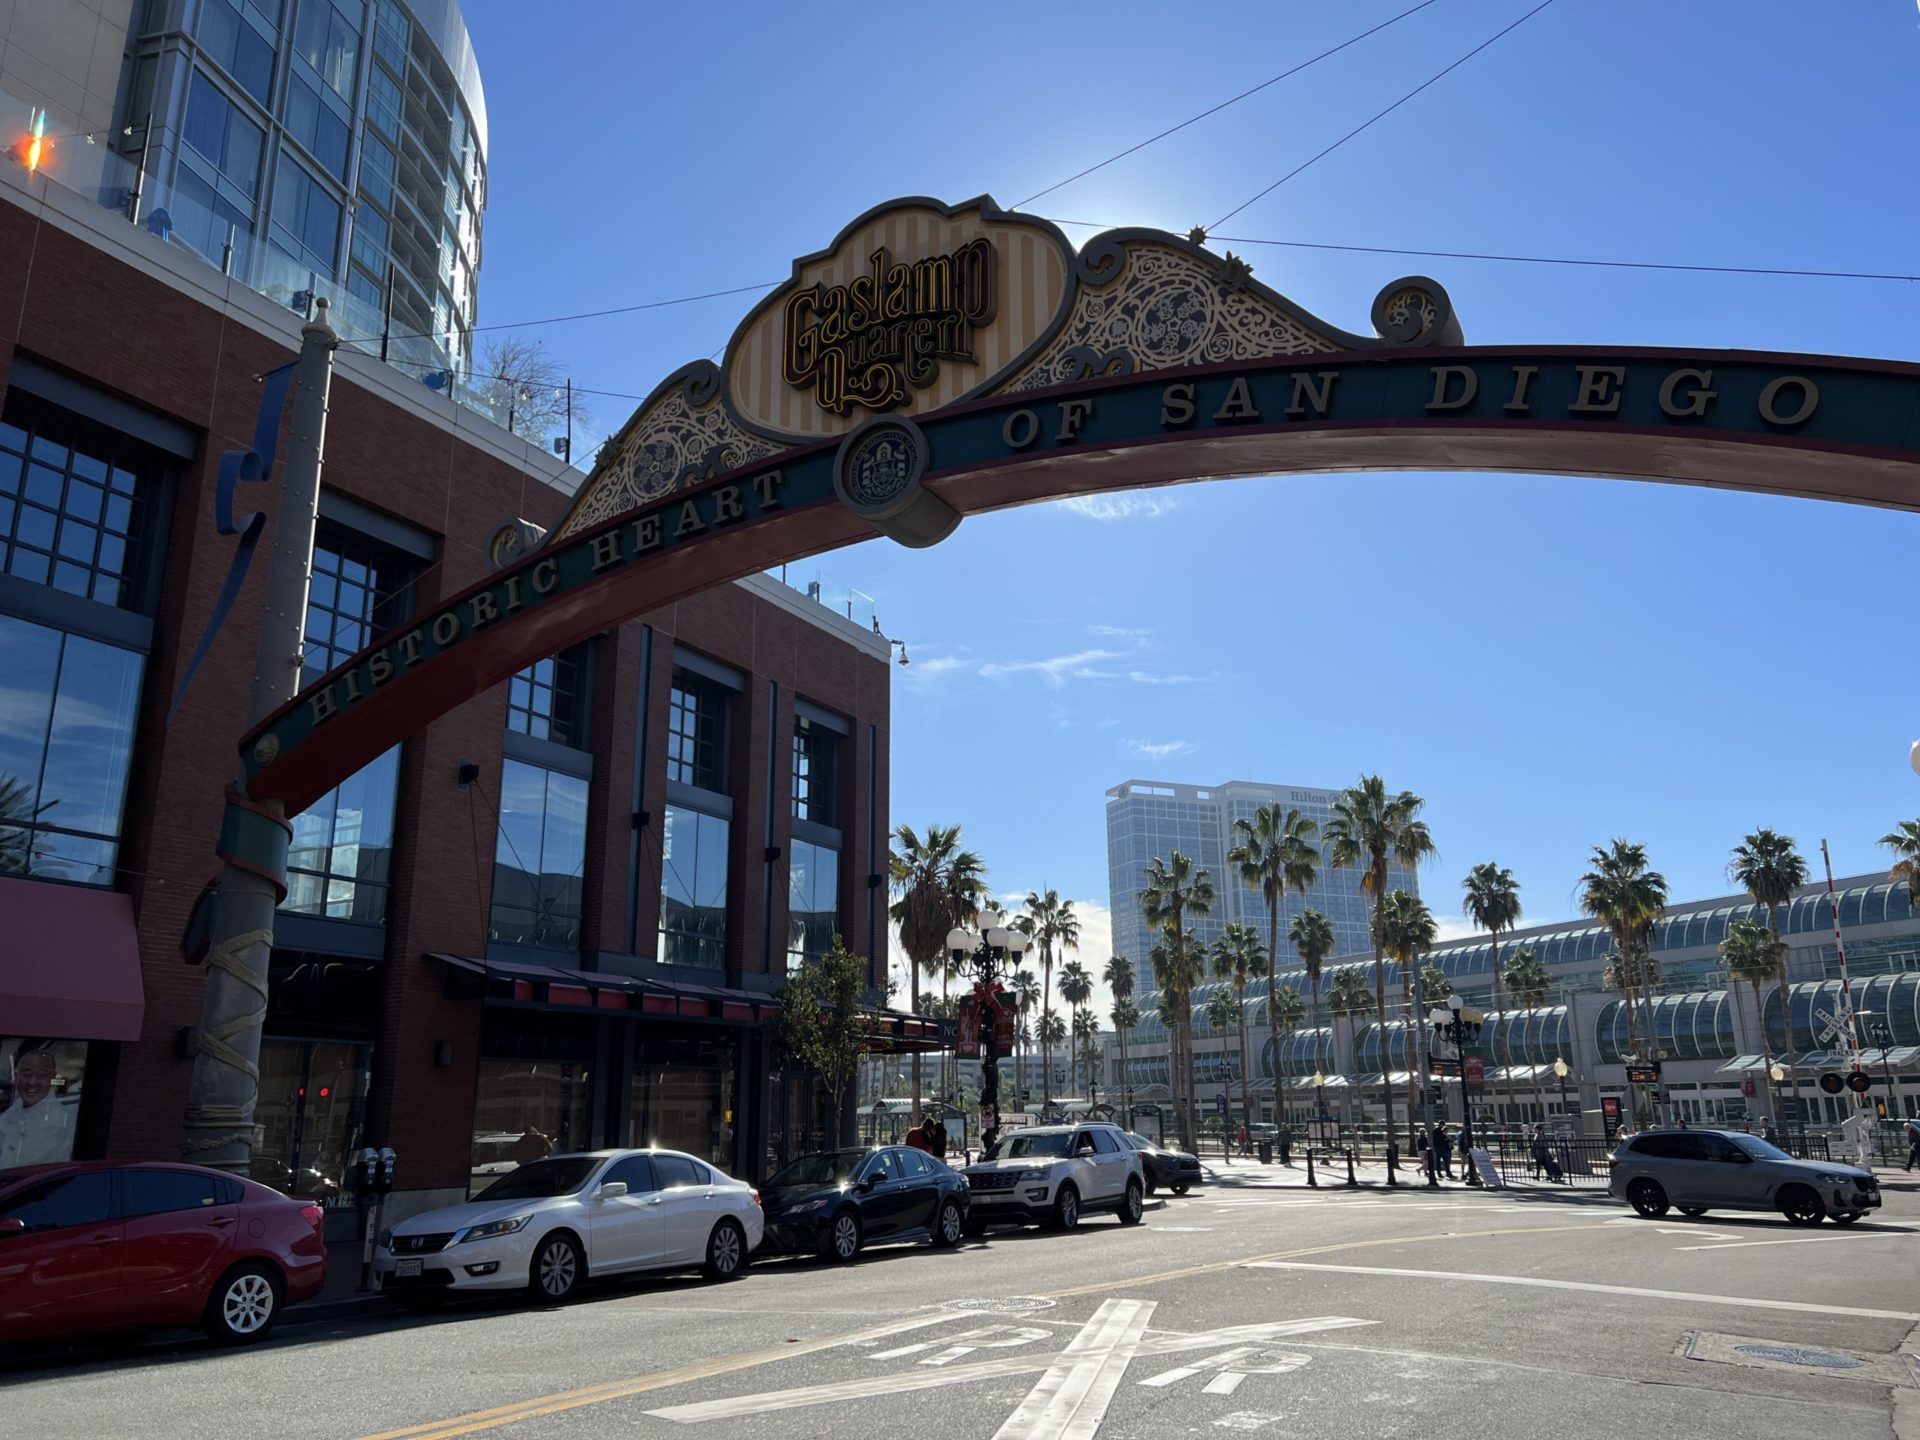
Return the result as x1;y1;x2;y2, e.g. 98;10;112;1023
860;1172;882;1191
0;1217;24;1236
597;1181;629;1200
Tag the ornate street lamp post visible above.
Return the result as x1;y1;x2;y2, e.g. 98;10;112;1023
1432;996;1483;1187
946;912;1031;1153
1553;1056;1571;1117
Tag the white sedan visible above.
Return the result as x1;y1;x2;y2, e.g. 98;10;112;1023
374;1149;762;1306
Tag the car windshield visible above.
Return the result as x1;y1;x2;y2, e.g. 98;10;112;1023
769;1150;869;1186
1727;1133;1793;1162
985;1132;1073;1160
1125;1134;1159;1152
472;1156;603;1201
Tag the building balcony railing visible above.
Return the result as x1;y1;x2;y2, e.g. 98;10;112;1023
764;564;877;631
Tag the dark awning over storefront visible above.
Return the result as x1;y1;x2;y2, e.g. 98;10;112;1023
427;952;949;1045
1;876;144;1040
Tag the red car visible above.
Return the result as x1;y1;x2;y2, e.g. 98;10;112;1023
0;1161;327;1347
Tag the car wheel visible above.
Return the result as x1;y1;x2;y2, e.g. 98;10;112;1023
1778;1185;1826;1227
205;1263;282;1345
1170;1182;1190;1197
1626;1179;1669;1219
1677;1206;1709;1218
1050;1185;1080;1232
933;1199;965;1247
529;1231;585;1303
1118;1179;1144;1226
703;1219;748;1280
824;1210;862;1263
1830;1211;1861;1226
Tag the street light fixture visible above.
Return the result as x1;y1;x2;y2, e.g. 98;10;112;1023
946;911;1030;1151
1552;1056;1571;1117
1857;1012;1899;1116
1431;995;1481;1186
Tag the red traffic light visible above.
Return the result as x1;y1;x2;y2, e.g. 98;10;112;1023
1845;1071;1872;1094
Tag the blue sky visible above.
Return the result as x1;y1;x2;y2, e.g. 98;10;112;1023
461;2;1920;987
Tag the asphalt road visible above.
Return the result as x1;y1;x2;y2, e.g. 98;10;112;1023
7;1169;1917;1440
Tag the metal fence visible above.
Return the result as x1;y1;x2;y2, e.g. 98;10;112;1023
1492;1135;1617;1188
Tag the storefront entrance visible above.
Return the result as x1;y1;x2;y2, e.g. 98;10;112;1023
253;1038;370;1239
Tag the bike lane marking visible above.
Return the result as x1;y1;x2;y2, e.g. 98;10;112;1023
990;1298;1154;1440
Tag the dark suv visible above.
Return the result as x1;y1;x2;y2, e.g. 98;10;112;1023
1608;1128;1880;1226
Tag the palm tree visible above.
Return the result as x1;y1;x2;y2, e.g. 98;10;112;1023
1326;776;1436;1147
1269;983;1307;1124
1462;863;1523;1130
1203;987;1242;1139
1379;890;1438;1144
1041;1011;1068;1101
1103;955;1135;1113
1014;889;1080;1113
1211;923;1266;1132
1140;853;1216;1148
1881;820;1920;908
1072;1011;1104;1100
1503;946;1552;1123
1721;915;1782;1120
1420;965;1452;1005
1229;805;1318;1135
1325;968;1376;1125
1288;908;1337;1118
0;774;36;875
1009;968;1040;1097
1729;830;1810;1110
1602;941;1663;1122
889;824;987;1113
1578;840;1668;1115
1058;961;1093;1096
1110;995;1140;1119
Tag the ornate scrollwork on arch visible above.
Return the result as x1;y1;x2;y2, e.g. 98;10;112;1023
1369;276;1462;347
1005;240;1340;392
556;362;777;539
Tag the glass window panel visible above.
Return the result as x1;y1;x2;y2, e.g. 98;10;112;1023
14;504;54;550
56;521;97;562
24;464;62;508
10;549;48;585
51;562;90;597
37;636;141;841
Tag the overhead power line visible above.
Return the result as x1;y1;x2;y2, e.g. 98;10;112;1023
1208;0;1560;232
1011;0;1442;210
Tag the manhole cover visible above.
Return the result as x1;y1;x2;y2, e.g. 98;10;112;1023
940;1296;1058;1315
1732;1344;1863;1370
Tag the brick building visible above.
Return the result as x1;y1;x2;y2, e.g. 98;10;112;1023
0;144;905;1230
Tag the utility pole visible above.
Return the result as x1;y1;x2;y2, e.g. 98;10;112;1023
181;301;336;1172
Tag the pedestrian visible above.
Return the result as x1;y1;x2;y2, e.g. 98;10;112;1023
904;1115;933;1154
1530;1123;1563;1184
929;1116;948;1159
1432;1121;1453;1178
512;1124;553;1166
1903;1115;1920;1172
1238;1123;1251;1158
1759;1117;1780;1148
1456;1124;1473;1177
1278;1122;1293;1167
1416;1125;1431;1179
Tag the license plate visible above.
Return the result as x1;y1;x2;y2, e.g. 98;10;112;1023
395;1258;422;1277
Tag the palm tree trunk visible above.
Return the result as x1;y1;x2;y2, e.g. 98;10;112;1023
911;966;923;1119
1268;894;1281;1127
1310;975;1326;1121
1490;934;1507;1136
1236;984;1252;1135
1752;979;1775;1120
1770;904;1800;1116
1371;884;1390;1141
1400;967;1417;1151
1040;947;1053;1113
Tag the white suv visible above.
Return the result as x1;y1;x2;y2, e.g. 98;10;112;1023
962;1123;1146;1233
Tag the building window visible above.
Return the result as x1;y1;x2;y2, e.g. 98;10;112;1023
791;719;836;825
490;760;587;949
0;614;142;886
293;0;360;100
282;522;409;922
507;651;584;748
787;840;838;973
366;65;401;140
666;671;727;791
284;73;349;180
171;168;254;268
0;419;148;608
196;0;274;105
270;157;342;275
659;806;728;970
182;70;264;200
358;135;395;212
373;0;409;72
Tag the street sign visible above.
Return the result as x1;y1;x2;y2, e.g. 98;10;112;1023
1846;1071;1872;1094
1818;1072;1845;1095
1215;1093;1228;1117
1463;1056;1485;1088
1600;1096;1621;1138
1625;1063;1660;1085
1740;1079;1756;1096
1814;1004;1853;1046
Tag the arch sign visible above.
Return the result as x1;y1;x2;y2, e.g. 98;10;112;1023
244;195;1920;816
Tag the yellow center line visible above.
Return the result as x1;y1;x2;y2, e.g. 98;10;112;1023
357;1221;1616;1440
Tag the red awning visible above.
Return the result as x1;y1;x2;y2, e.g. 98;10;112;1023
0;877;144;1041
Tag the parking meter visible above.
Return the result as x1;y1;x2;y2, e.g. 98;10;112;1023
356;1146;398;1290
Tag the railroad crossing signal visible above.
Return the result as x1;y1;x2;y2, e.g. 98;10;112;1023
1846;1071;1872;1094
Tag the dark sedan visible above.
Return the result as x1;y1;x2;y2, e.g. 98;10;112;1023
761;1146;969;1261
1123;1133;1202;1196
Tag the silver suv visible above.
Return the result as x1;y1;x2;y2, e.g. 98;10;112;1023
962;1123;1146;1233
1609;1128;1881;1226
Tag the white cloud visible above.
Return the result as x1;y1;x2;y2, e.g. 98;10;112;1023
1052;494;1179;522
1120;669;1205;686
978;648;1124;688
1434;914;1484;943
1124;738;1196;759
1088;624;1152;644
